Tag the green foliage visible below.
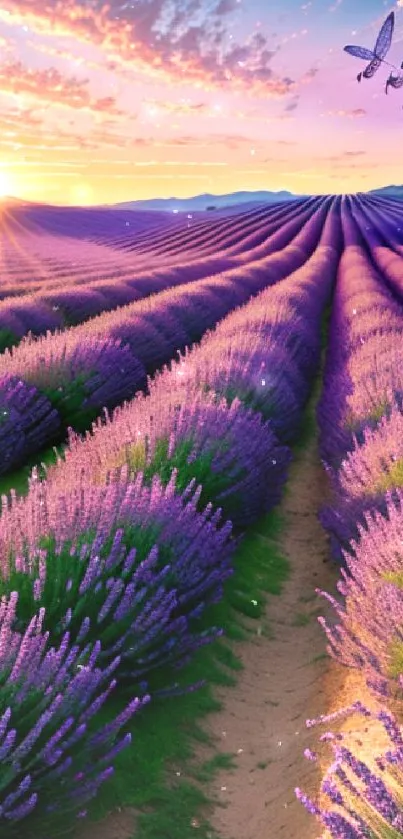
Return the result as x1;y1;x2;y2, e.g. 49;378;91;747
0;328;18;353
125;436;247;521
0;444;63;499
373;458;403;493
346;401;389;432
199;379;280;424
44;374;96;431
2;520;165;648
192;752;236;783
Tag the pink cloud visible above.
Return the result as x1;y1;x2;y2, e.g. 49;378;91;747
0;0;296;98
327;108;367;118
0;61;124;115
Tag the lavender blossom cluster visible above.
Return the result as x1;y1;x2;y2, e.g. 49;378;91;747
0;470;235;685
0;376;61;476
297;702;403;839
0;591;149;837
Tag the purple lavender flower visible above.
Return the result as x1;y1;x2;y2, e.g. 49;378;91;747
134;388;292;528
40;288;109;325
0;592;148;837
0;470;235;685
319;404;403;563
0;376;61;476
0;335;147;435
297;700;403;839
317;490;403;699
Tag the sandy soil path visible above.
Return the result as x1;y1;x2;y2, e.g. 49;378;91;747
80;430;381;839
204;433;341;839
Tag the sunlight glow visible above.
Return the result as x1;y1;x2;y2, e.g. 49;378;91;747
0;168;15;199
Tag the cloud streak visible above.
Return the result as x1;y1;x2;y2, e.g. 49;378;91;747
326;108;367;118
0;0;296;97
0;61;124;116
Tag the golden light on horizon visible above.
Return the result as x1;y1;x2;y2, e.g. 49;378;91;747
0;167;16;199
69;182;95;206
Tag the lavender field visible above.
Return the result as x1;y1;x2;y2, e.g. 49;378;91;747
0;192;403;839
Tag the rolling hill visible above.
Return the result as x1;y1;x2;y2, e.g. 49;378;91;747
110;189;303;212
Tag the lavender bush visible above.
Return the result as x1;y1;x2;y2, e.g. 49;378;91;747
168;342;305;444
319;405;403;562
1;335;147;433
0;470;235;685
0;591;148;838
4;299;65;336
108;314;174;373
296;703;403;838
138;306;190;354
0;376;61;476
0;231;312;476
317;491;403;703
45;386;291;530
134;393;292;527
0;311;27;352
41;288;110;325
190;339;310;442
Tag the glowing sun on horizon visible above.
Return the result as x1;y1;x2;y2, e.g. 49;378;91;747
0;168;16;199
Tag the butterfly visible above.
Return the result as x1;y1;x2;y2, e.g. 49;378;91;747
385;71;403;94
344;11;395;83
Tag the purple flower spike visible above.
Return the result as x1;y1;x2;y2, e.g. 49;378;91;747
0;592;145;837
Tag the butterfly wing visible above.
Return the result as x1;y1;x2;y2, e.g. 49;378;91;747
363;57;382;78
374;11;394;60
344;45;375;60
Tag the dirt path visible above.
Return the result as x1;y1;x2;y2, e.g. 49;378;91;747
80;430;381;839
204;433;341;839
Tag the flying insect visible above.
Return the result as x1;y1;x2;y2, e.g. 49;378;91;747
344;11;395;83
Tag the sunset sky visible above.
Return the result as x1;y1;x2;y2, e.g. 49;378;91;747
0;0;402;205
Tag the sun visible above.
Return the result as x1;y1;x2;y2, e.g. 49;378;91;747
0;168;15;199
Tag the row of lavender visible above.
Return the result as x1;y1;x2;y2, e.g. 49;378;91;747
0;197;314;345
297;202;403;836
348;193;403;302
0;199;331;477
0;204;340;835
11;196;306;256
0;198;310;302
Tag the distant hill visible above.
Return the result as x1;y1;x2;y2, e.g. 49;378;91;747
110;190;302;212
0;195;39;206
368;185;403;200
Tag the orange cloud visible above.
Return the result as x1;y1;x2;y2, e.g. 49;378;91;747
142;99;210;115
0;61;124;116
